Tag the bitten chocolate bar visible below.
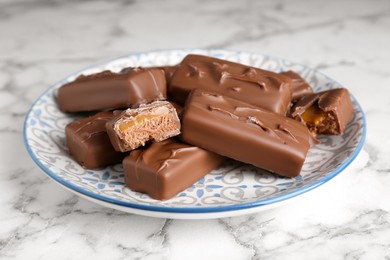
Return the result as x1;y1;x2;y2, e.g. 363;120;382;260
123;139;225;200
106;101;181;152
180;90;313;177
57;68;166;112
169;54;292;115
290;88;353;135
65;112;126;169
280;70;313;101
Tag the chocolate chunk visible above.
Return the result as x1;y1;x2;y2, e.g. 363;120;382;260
290;88;353;135
57;68;167;112
169;54;292;115
180;90;313;178
65;112;126;169
123;138;225;200
106;101;181;152
280;70;313;101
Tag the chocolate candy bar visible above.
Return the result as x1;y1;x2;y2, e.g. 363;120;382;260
123;139;225;200
169;54;292;115
106;101;181;152
65;112;126;169
57;68;166;112
180;90;313;177
280;70;313;101
290;88;353;135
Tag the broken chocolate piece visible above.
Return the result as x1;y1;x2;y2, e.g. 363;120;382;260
123;138;225;200
280;70;313;101
57;68;167;112
169;54;293;115
65;112;126;169
290;88;353;135
180;90;313;177
106;101;181;152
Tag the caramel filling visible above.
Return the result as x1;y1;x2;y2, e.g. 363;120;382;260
118;106;171;132
301;105;327;126
119;114;161;132
300;105;339;135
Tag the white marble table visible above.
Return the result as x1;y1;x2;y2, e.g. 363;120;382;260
1;0;390;259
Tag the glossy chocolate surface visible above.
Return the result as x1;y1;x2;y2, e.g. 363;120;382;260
180;90;313;177
65;112;126;169
57;68;166;112
280;70;313;101
169;54;293;115
106;101;181;152
290;88;353;135
123;139;225;200
121;65;178;84
159;65;178;83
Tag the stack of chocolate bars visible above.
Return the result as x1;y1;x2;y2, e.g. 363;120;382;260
57;54;354;200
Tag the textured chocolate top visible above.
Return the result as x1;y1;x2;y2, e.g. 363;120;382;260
169;54;292;115
65;112;125;169
180;90;313;177
123;138;225;200
57;68;167;112
280;70;313;101
290;88;353;134
66;112;113;145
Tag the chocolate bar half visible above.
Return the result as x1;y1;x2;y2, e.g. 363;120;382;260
169;54;292;115
180;90;313;177
290;88;353;135
280;70;313;101
65;112;126;169
57;68;166;112
106;101;181;152
123;139;225;200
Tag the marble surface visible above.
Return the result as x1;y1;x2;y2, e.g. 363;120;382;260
1;0;390;259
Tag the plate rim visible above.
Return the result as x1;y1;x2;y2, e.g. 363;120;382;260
23;48;367;215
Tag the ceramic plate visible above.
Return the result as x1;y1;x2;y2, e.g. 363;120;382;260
24;49;366;219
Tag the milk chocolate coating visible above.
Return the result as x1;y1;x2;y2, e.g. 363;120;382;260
169;54;292;115
106;101;181;152
123;139;225;200
57;68;167;112
290;88;353;135
159;65;178;83
65;112;126;169
280;70;313;101
180;90;313;178
121;65;178;84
